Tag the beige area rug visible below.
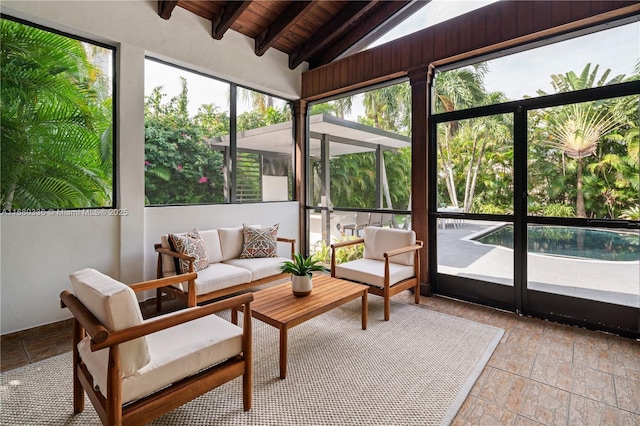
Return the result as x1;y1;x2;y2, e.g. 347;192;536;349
1;300;503;426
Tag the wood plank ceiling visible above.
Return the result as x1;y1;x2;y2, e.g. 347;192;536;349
158;1;427;70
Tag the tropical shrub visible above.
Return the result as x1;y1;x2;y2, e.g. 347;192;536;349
1;19;113;209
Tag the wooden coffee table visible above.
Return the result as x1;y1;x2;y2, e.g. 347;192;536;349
234;275;368;379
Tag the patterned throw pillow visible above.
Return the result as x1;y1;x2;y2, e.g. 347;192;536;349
240;224;279;259
168;228;209;274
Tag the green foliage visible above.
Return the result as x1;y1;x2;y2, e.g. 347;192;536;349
620;206;640;220
311;237;364;265
279;253;325;277
542;204;575;218
1;18;113;209
144;80;228;205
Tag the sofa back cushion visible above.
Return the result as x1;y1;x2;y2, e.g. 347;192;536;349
363;227;416;266
219;225;261;261
69;268;150;377
199;229;224;263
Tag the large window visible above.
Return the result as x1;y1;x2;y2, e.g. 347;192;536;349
144;59;293;206
1;17;115;210
307;81;412;259
431;18;639;333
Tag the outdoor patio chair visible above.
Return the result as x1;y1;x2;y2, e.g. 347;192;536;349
368;212;383;227
342;211;370;236
330;226;423;320
380;213;397;228
60;268;253;425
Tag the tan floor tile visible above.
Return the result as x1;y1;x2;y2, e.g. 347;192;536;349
530;354;573;391
537;335;574;363
476;367;529;413
614;376;640;414
571;364;617;406
512;415;545;425
613;352;640;382
506;327;543;352
488;344;536;377
573;341;615;374
541;321;578;342
453;396;518;426
520;380;570;425
470;367;491;397
569;394;640;426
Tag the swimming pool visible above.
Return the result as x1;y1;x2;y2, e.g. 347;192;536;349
473;225;640;262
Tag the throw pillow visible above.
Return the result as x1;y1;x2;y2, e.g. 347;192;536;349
240;224;279;259
168;228;209;274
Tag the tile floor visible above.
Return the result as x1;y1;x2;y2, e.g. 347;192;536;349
2;293;639;425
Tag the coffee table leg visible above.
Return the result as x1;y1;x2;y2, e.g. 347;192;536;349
362;291;368;330
279;326;287;379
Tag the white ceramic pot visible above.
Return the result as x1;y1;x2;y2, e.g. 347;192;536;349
291;274;313;297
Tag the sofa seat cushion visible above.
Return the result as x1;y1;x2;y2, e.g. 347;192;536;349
172;263;252;295
334;258;415;289
78;313;243;404
224;256;290;281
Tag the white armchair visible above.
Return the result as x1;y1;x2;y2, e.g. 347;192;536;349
331;227;423;321
60;268;253;425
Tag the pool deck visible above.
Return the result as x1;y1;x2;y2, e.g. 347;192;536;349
437;221;639;308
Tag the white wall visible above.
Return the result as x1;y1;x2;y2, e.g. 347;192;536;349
0;1;302;334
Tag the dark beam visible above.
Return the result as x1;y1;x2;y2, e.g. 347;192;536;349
255;1;316;56
158;0;179;20
289;1;379;70
212;1;252;40
310;1;413;68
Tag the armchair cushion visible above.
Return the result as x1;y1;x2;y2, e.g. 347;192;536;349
240;224;279;259
78;312;243;404
69;268;150;376
363;227;416;266
168;228;209;274
334;258;416;289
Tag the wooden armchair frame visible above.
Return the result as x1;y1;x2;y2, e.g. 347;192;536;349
154;236;295;309
60;273;253;426
330;238;423;321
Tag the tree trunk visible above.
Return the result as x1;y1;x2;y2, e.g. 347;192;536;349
576;158;586;218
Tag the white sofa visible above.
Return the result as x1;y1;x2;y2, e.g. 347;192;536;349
154;225;295;309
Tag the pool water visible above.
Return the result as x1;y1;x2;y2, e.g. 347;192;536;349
474;225;640;262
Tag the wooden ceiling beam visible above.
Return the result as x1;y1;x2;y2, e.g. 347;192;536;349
289;0;379;70
310;1;413;68
212;0;252;40
255;1;316;57
158;0;179;20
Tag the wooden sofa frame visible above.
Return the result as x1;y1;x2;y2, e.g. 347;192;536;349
154;236;295;309
60;273;253;426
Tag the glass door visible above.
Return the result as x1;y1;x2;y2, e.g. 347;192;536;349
524;95;639;334
432;112;517;311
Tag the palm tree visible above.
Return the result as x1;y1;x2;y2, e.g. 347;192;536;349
1;19;112;209
541;64;626;217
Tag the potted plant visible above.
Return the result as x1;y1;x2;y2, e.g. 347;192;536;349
279;253;325;297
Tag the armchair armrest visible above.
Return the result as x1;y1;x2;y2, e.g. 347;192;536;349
330;238;364;250
277;237;296;259
383;240;423;260
330;238;365;276
60;289;253;351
